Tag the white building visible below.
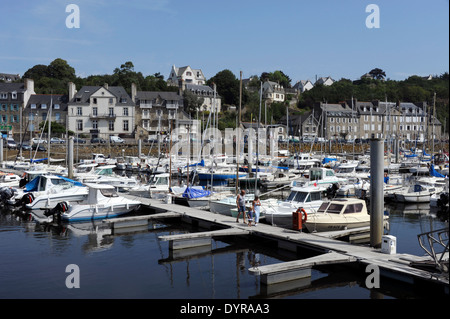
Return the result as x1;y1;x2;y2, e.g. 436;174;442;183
167;65;206;86
67;83;135;140
315;76;335;86
260;80;285;103
293;80;314;93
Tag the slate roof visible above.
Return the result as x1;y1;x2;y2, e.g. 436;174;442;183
26;94;69;111
70;86;134;106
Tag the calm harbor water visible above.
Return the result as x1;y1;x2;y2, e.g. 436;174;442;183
0;201;447;300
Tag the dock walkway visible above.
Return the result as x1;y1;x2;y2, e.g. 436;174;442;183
120;194;448;291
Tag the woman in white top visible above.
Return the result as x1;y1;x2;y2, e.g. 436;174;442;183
252;196;261;226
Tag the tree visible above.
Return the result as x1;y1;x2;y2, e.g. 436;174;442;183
183;90;204;116
369;68;386;80
260;70;292;88
207;69;240;105
47;58;76;80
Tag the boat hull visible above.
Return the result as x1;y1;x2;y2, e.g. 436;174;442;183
61;203;140;222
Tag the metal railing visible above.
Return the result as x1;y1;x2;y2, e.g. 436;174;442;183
417;227;449;274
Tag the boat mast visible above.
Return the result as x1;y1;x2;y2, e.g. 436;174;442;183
255;82;262;196
47;93;52;164
236;71;242;195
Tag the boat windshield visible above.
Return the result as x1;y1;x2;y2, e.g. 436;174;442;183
287;191;297;201
100;188;119;197
287;191;309;203
310;170;322;181
318;202;330;212
336;167;354;174
326;203;344;214
344;203;364;214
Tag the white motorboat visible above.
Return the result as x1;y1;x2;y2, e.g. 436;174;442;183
58;183;141;222
5;174;87;209
291;167;347;188
76;165;139;191
303;198;389;233
128;173;171;198
389;183;442;203
264;185;329;228
0;173;22;187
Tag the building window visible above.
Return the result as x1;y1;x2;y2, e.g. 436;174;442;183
54;104;60;109
41;103;47;109
11;92;17;99
93;120;98;129
109;108;114;116
93;98;97;104
0;93;7;99
77;120;83;131
93;107;98;116
123;107;128;116
55;113;60;121
77;107;83;116
123;120;129;131
108;120;114;131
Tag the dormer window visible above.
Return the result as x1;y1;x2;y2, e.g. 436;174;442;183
41;104;47;109
11;92;17;99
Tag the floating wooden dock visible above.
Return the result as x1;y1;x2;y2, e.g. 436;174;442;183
119;194;449;294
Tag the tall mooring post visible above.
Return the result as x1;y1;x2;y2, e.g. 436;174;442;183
370;136;384;248
0;139;3;165
68;137;74;179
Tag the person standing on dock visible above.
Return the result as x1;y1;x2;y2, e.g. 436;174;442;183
252;196;261;226
236;190;247;223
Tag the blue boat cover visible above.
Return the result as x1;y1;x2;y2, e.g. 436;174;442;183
25;176;40;192
405;154;417;158
430;164;445;178
185;159;205;168
423;151;430;156
182;187;211;199
30;158;48;163
322;157;337;164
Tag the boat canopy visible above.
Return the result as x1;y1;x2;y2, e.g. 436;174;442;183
322;157;337;164
182;186;211;199
430;164;446;178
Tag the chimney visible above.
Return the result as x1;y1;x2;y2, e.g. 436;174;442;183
24;78;35;94
131;83;137;102
103;83;109;90
68;82;77;101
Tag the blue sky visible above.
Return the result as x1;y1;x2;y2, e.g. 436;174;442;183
1;0;448;83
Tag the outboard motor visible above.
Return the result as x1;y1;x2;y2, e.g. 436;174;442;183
437;193;449;209
327;183;339;199
18;193;35;207
0;187;16;203
44;201;69;223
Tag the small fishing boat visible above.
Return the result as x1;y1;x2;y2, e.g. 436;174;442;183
303;198;389;233
390;183;442;203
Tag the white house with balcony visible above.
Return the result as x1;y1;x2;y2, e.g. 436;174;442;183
260;80;285;103
66;83;135;140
